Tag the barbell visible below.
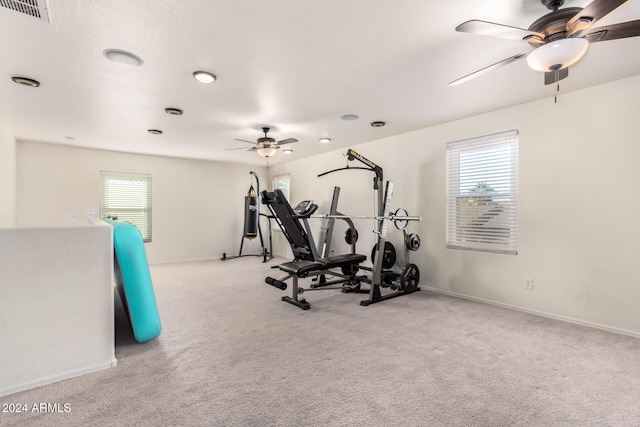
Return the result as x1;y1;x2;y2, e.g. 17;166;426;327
313;208;421;231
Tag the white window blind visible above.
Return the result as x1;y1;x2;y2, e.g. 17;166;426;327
100;171;152;242
446;130;518;254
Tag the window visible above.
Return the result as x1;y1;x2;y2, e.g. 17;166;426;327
272;174;290;201
100;171;152;242
446;130;518;254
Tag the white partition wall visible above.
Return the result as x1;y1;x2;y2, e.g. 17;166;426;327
0;126;16;226
0;223;117;397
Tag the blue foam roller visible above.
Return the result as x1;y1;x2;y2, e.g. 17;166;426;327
104;219;162;343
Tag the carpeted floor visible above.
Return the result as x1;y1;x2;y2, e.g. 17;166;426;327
2;257;639;426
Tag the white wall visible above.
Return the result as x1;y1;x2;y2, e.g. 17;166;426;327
0;223;116;397
0;126;16;226
16;142;268;264
11;77;640;337
269;75;640;337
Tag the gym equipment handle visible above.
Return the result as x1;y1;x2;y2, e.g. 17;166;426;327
265;277;287;290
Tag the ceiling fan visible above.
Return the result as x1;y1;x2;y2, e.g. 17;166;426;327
226;127;298;158
450;0;640;86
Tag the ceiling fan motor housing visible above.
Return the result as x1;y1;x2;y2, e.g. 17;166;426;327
542;0;565;11
258;137;276;146
528;7;582;44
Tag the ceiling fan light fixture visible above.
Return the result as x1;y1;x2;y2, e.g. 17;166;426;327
257;146;277;158
193;71;217;83
526;38;589;72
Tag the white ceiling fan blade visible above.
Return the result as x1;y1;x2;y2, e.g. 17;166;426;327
456;20;545;43
234;138;258;145
449;52;529;86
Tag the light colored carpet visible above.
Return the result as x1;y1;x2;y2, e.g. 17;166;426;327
3;257;640;426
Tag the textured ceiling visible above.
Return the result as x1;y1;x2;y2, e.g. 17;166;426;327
1;0;639;166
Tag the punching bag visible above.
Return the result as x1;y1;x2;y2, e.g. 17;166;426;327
244;187;259;239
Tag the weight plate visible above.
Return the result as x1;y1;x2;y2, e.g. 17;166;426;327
394;208;409;230
371;241;397;269
406;233;421;251
400;263;420;292
344;228;359;245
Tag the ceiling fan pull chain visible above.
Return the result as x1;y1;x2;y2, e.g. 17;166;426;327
554;69;560;103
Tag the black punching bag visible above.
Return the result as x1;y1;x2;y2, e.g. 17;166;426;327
244;189;258;239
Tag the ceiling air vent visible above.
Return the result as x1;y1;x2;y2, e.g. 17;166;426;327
0;0;50;23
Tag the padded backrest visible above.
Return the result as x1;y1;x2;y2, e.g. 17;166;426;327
261;189;315;261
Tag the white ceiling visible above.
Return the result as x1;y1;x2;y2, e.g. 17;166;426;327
1;0;639;167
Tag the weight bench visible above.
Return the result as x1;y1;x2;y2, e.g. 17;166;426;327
261;189;366;310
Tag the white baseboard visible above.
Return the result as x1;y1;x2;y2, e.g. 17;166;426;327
0;360;116;398
150;256;218;266
423;286;640;339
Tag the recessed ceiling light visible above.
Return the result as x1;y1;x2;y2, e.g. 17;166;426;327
319;138;331;143
283;149;293;154
165;107;183;116
193;71;217;83
341;114;359;121
370;121;386;127
103;49;143;66
148;129;163;135
11;76;40;87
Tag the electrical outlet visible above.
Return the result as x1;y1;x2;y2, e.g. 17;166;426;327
524;278;534;290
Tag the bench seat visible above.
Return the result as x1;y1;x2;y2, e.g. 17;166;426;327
279;253;366;278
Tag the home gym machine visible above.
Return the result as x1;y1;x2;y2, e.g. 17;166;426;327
221;171;274;263
263;148;422;309
262;190;367;309
317;148;422;306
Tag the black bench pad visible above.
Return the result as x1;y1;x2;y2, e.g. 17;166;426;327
279;260;320;277
317;254;366;268
279;254;366;278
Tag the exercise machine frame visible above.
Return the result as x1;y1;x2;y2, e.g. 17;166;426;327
261;189;366;310
318;149;421;306
263;148;421;310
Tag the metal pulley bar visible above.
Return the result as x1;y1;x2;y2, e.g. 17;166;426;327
312;214;421;221
311;212;421;230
